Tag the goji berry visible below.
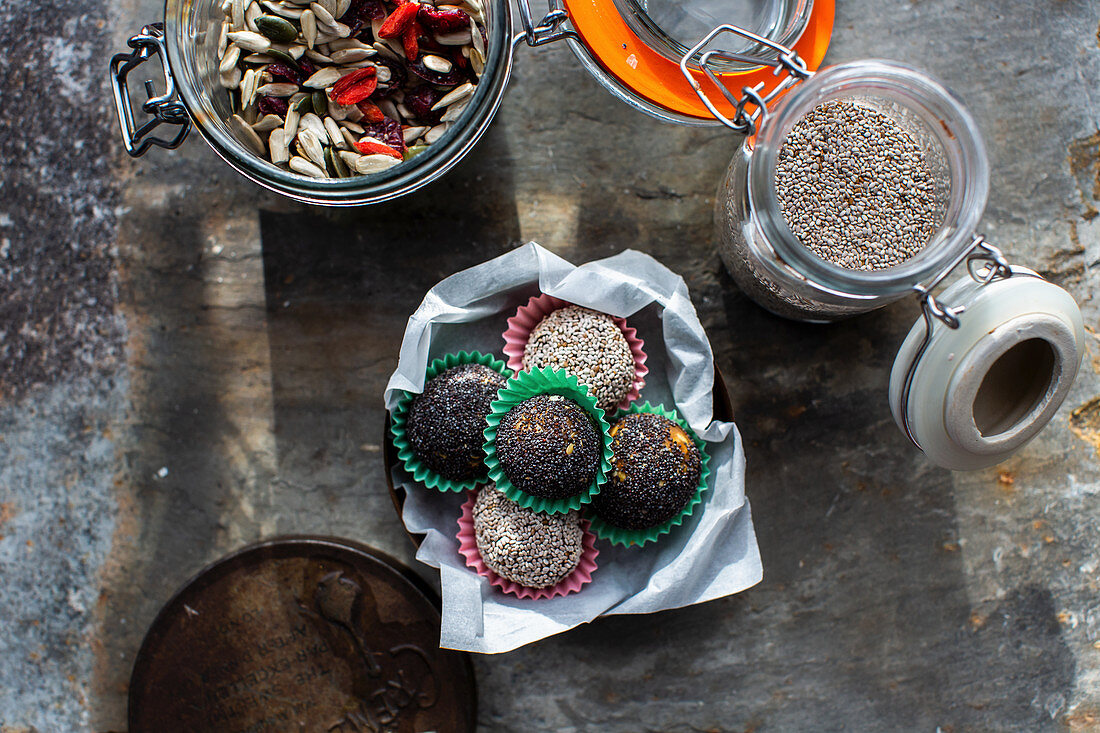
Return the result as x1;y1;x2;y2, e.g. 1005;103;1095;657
356;100;387;123
331;67;376;97
378;2;420;38
332;67;378;105
402;21;421;60
354;140;403;159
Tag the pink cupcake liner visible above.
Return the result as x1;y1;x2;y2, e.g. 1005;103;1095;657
456;490;599;600
502;293;649;412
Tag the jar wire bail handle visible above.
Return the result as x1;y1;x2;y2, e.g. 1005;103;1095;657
513;0;577;48
109;23;191;157
678;24;813;135
898;236;1027;448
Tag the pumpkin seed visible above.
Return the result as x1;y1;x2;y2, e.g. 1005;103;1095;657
255;14;298;42
403;144;429;161
266;47;299;66
312;90;328;114
325;145;350;177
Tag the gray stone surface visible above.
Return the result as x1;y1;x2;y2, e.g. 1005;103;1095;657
2;0;1100;731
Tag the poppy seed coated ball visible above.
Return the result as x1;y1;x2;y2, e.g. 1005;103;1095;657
496;394;600;500
473;483;584;589
406;363;507;481
592;412;702;530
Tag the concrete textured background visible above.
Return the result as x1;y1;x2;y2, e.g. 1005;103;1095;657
1;0;1100;730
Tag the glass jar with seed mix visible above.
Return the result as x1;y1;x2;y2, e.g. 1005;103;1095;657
685;26;1083;470
109;0;833;203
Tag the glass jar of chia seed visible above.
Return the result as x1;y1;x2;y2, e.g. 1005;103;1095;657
109;0;834;204
688;26;1084;469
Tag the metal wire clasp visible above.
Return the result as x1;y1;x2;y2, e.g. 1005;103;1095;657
514;0;577;48
109;23;191;157
679;24;813;135
897;235;1027;448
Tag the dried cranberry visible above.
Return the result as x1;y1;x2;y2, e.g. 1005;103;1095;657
297;58;317;79
257;95;290;116
373;57;407;89
266;63;301;85
404;84;444;122
418;5;471;34
362;117;406;153
408;60;465;86
349;0;385;21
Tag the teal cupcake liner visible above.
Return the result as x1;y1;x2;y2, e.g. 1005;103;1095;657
585;401;712;547
482;367;613;515
390;351;512;493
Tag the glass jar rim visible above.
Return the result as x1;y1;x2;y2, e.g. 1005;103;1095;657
748;60;990;297
163;0;513;205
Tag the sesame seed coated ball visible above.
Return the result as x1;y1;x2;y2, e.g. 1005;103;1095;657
523;305;636;412
591;412;702;530
496;394;600;500
473;483;584;589
405;363;508;481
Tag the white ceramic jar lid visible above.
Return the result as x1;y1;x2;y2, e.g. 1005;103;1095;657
888;270;1084;471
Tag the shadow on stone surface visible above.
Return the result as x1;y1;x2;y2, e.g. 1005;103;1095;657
257;124;521;557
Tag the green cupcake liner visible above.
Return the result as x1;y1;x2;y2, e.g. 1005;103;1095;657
482;367;613;515
585;401;712;547
390;351;512;493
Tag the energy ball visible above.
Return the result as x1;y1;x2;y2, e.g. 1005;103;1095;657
496;394;600;500
592;412;702;530
523;305;636;412
473;483;584;589
405;363;508;481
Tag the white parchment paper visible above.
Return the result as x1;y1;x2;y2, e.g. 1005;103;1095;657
384;242;762;653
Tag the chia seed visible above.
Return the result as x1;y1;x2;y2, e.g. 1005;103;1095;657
591;412;702;530
496;394;600;500
406;363;507;481
776;100;939;271
523;306;636;412
473;483;584;589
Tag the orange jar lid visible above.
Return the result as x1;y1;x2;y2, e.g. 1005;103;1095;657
560;0;834;121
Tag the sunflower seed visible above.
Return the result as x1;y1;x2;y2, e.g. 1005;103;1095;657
424;123;447;143
241;67;260;106
377;98;399;121
338;150;362;168
287;43;307;58
232;0;246;29
357;135;387;147
256;82;299;96
470;47;484;75
227;30;272;52
241;52;274;63
335;0;351;18
310;2;336;26
354;154;401;174
470;17;484;56
339;119;365;133
269;128;291;163
297;128;326;166
253;113;284;131
440;100;467;123
431;82;473;110
328;37;373;51
371;40;402;62
330;48;374;63
231;113;266;154
220;65;242;89
290;156;326;177
422;54;452;73
341;126;359;148
322;115;345;147
304;48;334;63
301;8;317;47
261;0;304;18
303;66;342;87
435;29;472;45
245;1;262;31
326;98;350;121
283;106;301;136
219;44;242;74
402;125;428;143
218;19;231;56
344;103;364;122
299;112;327;139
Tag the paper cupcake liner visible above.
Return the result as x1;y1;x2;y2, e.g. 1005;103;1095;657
457;489;599;600
585;401;712;547
390;351;512;493
482;367;613;515
502;293;649;413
